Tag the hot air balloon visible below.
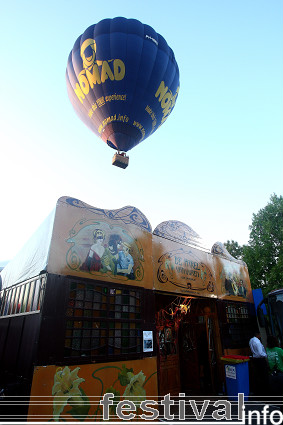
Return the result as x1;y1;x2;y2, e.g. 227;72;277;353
66;17;180;168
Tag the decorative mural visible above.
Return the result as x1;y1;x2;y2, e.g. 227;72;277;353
28;358;158;422
219;262;248;298
157;248;215;292
153;222;252;301
66;219;145;281
211;243;251;301
52;365;149;421
46;197;252;299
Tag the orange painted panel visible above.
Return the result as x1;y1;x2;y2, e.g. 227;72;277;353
213;256;253;303
48;197;153;289
28;357;158;422
152;235;252;303
153;235;218;298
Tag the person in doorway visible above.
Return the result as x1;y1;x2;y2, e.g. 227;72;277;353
249;331;270;397
266;335;283;397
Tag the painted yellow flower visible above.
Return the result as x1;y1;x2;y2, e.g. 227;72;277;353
52;366;85;420
122;371;146;409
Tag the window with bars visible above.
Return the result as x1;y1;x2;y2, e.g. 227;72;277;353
64;280;143;360
0;275;46;317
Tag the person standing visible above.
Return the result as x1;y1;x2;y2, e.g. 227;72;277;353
249;332;267;358
249;331;270;397
266;335;283;397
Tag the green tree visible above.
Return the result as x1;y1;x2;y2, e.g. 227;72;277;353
224;240;243;260
224;194;283;296
243;194;283;295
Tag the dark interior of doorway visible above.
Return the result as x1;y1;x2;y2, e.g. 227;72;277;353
179;319;213;395
156;294;218;396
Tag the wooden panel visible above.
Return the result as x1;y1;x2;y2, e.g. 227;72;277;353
0;318;9;368
37;275;68;364
153;235;217;298
28;357;158;421
2;315;24;370
17;314;41;378
159;353;180;396
48;197;153;289
179;322;200;394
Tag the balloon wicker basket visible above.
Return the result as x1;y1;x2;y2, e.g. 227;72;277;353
112;152;129;169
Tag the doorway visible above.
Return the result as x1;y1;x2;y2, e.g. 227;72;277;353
179;317;215;394
156;295;219;396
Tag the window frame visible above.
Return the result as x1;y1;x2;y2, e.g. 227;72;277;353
63;277;152;363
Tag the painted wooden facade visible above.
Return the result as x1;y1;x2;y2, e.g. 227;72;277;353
0;196;256;421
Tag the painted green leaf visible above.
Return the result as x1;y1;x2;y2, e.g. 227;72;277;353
118;364;134;386
105;387;120;415
67;388;90;421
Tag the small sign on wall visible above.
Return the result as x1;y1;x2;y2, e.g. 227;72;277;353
225;365;236;379
143;331;153;352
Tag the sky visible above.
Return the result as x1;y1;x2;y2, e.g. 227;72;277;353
0;0;282;263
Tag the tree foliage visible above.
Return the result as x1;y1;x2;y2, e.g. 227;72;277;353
224;240;243;260
225;194;283;296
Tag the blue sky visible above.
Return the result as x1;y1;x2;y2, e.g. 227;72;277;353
0;0;282;262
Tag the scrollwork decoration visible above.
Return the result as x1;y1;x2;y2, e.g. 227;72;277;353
61;197;152;233
211;242;246;265
153;220;207;250
66;247;81;270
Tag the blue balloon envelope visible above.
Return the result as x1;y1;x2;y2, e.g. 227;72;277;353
66;17;180;152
